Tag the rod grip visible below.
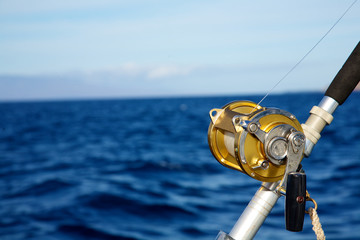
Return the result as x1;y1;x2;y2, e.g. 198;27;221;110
325;41;360;105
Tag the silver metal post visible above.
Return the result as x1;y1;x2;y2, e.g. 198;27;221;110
318;96;339;114
228;182;280;240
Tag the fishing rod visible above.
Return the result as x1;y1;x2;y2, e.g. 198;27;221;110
207;41;360;240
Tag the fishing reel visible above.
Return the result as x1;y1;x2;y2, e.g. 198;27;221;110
208;100;305;183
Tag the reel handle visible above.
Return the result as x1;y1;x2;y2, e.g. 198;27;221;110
285;172;306;232
325;41;360;105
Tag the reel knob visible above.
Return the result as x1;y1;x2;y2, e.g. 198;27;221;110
285;172;306;232
208;100;304;182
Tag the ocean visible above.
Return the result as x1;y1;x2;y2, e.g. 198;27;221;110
0;92;359;240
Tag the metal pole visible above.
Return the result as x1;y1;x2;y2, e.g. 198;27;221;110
228;182;280;240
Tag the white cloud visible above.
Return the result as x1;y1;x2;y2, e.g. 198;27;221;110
118;62;144;76
61;63;197;84
83;63;197;80
147;65;195;80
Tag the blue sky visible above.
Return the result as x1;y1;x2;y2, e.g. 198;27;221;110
0;0;359;101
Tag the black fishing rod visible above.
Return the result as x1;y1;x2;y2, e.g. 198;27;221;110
208;42;360;240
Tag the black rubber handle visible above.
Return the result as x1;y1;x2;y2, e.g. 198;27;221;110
285;172;306;232
325;41;360;105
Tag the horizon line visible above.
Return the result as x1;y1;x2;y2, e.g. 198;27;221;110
0;90;331;104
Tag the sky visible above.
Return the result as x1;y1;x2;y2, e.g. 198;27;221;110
0;0;359;101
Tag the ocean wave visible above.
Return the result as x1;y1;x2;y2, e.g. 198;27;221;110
3;178;76;199
58;224;138;240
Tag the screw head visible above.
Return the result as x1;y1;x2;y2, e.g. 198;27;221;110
248;123;258;133
296;196;305;204
261;160;269;170
293;134;305;147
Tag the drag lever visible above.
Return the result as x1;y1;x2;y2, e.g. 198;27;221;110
285;172;306;232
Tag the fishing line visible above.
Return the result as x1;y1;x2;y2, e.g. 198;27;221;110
252;0;358;111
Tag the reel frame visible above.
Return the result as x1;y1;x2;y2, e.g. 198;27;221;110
208;100;304;182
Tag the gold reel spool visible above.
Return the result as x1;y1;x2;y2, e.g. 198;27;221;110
208;100;304;182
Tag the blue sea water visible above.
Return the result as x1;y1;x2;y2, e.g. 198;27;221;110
0;92;359;240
